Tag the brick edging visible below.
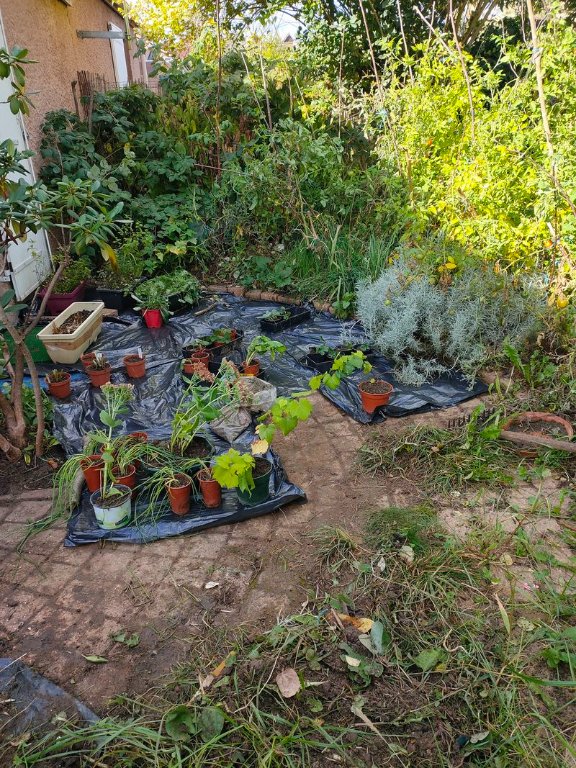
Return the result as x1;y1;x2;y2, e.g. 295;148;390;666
204;284;335;314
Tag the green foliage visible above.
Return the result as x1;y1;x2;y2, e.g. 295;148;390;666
257;394;313;444
50;254;91;293
132;270;202;313
309;351;371;390
212;448;256;493
245;335;286;366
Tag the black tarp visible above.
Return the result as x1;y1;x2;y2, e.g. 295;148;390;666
0;658;98;736
39;294;486;546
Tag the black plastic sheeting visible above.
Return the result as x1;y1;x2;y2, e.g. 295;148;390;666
0;658;98;736
44;294;486;546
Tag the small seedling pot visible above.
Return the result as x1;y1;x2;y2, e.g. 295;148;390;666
237;458;273;507
197;470;222;508
241;360;260;376
91;484;132;530
182;359;198;375
46;372;71;399
359;379;394;414
112;463;137;493
80;351;96;370
124;354;146;378
143;309;163;329
80;454;104;492
87;363;112;388
166;473;192;515
190;350;210;366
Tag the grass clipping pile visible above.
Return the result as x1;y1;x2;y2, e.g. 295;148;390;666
13;506;576;767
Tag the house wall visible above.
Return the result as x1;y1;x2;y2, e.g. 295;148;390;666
0;0;147;154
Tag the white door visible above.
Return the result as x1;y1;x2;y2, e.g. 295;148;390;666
0;11;51;300
108;22;128;87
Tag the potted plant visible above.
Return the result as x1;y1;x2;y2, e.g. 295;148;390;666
197;466;222;508
85;228;148;311
242;335;286;376
182;359;215;381
358;378;394;414
89;383;134;529
124;350;146;379
80;351;96;369
45;369;71;399
86;352;112;387
38;255;91;315
132;282;170;329
138;462;200;517
260;305;311;332
165;471;193;515
212;448;273;506
309;351;372;391
80;453;104;493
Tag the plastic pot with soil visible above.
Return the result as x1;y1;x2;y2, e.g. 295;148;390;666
91;484;132;530
197;468;222;508
46;369;71;399
166;473;192;515
87;355;112;387
142;309;164;329
238;458;273;506
112;463;137;494
80;454;104;492
212;449;273;507
124;353;146;379
359;379;394;414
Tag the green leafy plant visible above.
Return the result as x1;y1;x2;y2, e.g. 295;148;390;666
309;351;372;391
262;308;291;322
244;335;286;366
49;254;91;293
212;448;256;494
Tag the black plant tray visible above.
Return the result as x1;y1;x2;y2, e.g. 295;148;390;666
85;285;136;312
301;345;376;373
260;306;311;333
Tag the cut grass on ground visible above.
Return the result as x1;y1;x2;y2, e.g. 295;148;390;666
10;504;576;768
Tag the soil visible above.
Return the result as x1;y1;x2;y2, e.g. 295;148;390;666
52;310;92;334
253;457;272;478
167;474;191;489
124;355;144;364
360;379;393;394
507;416;571;437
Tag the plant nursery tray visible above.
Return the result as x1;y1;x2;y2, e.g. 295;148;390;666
260;305;311;333
301;345;377;374
37;301;105;364
85;286;136;312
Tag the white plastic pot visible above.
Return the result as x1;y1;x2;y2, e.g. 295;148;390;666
90;484;132;530
38;301;105;364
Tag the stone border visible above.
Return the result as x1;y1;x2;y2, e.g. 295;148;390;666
204;284;335;315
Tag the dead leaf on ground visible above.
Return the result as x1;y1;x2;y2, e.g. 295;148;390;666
82;655;107;664
204;581;219;590
276;667;301;698
335;613;374;633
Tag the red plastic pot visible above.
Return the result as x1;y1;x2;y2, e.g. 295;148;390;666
46;372;71;399
166;473;192;515
191;350;210;366
197;470;222;508
80;455;104;493
129;431;148;443
113;463;137;493
359;380;394;414
242;360;260;376
143;309;163;329
124;354;146;378
87;364;111;388
80;352;96;370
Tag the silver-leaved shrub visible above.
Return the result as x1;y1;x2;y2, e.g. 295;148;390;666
356;258;544;385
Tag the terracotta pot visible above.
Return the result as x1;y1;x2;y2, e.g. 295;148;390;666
46;372;71;399
129;431;148;443
166;473;192;515
80;352;96;370
112;463;137;493
242;360;260;376
502;411;574;457
197;470;222;508
182;360;197;375
191;350;210;366
359;380;394;414
124;354;146;378
80;454;104;492
87;364;111;387
143;309;163;328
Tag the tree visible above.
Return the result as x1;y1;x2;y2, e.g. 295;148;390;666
0;47;123;461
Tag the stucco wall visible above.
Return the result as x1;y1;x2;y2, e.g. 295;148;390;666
0;0;147;154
